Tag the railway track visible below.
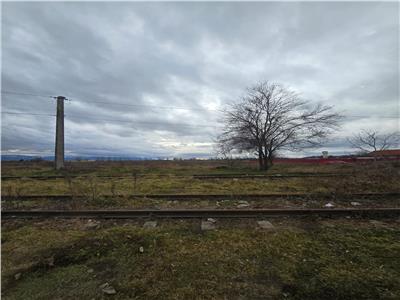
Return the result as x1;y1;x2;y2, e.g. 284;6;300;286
2;208;400;219
1;172;351;180
192;173;349;179
2;192;399;202
2;193;399;202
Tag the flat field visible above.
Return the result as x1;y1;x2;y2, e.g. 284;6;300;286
2;159;400;299
1;160;399;210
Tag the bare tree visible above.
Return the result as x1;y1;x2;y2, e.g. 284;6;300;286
217;81;341;171
348;130;400;154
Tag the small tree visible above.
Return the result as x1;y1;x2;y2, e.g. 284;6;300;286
348;130;400;154
217;81;341;171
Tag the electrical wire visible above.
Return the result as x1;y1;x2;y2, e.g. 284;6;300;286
72;99;218;112
2;90;398;118
1;112;221;128
1;112;56;117
1;90;218;112
1;90;54;98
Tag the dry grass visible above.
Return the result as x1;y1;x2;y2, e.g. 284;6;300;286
1;159;354;177
2;218;400;299
2;160;400;299
2;160;399;210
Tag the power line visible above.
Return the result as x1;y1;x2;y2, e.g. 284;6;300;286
2;90;398;119
2;112;56;117
343;115;399;119
2;89;218;112
66;115;221;128
1;90;54;98
73;99;219;112
2;111;398;125
1;112;221;128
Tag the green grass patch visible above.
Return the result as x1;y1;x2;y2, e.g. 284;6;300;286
2;220;400;299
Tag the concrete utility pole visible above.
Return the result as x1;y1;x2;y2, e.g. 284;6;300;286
55;96;66;170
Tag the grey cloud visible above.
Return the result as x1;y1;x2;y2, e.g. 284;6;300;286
1;2;398;158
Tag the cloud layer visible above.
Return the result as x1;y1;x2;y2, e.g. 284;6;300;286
2;2;399;157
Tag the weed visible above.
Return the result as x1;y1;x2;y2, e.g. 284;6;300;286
110;181;117;197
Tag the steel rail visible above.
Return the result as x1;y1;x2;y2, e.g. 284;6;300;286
2;208;400;219
192;174;349;179
2;192;399;202
0;173;351;180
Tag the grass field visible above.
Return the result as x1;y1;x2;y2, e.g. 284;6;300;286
2;160;399;209
2;159;400;299
2;218;400;300
1;159;356;177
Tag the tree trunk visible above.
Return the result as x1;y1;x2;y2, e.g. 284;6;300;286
267;154;274;167
259;162;268;171
259;154;274;172
263;156;270;171
258;155;270;171
258;148;265;171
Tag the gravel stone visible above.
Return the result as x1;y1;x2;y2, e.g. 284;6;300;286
100;283;116;295
143;221;157;228
201;220;216;231
238;200;249;205
257;220;274;229
85;219;100;230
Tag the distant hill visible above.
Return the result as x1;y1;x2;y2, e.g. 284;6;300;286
1;155;156;161
1;155;49;161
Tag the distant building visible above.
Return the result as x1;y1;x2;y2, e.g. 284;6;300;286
368;149;400;158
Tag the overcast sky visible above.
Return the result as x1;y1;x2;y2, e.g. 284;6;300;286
1;2;399;158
